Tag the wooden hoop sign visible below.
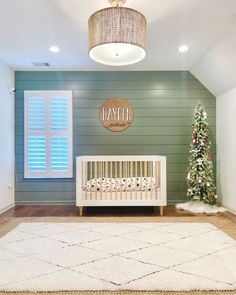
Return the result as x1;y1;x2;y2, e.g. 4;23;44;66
100;98;134;132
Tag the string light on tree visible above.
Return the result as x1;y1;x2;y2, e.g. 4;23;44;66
186;104;217;205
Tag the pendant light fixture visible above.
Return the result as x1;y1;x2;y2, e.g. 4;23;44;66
88;0;147;66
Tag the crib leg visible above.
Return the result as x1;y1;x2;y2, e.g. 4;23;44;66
160;206;164;216
79;206;83;216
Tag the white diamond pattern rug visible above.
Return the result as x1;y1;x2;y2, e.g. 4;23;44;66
0;222;235;291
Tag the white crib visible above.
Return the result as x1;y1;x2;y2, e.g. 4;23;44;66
76;155;167;216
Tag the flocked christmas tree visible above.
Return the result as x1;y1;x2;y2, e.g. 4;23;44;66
187;104;217;205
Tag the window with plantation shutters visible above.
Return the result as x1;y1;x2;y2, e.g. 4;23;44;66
24;91;73;178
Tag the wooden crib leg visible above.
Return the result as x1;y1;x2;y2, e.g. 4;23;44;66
160;206;164;216
79;206;83;216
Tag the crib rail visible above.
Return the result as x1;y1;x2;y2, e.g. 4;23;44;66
76;156;166;207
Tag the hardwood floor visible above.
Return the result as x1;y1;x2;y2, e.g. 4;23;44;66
0;205;235;224
1;205;190;218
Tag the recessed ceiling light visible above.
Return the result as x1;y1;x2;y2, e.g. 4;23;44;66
49;46;60;53
32;62;50;67
178;45;189;53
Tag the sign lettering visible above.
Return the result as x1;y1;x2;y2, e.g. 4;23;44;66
99;98;134;132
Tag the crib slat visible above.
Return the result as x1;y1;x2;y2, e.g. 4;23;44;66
158;160;161;200
130;161;132;200
125;161;128;200
135;161;138;200
94;161;97;200
90;161;92;200
140;161;143;200
81;161;83;198
150;161;153;200
86;161;89;200
101;162;103;200
127;161;129;200
115;161;118;200
145;161;148;200
99;162;102;200
148;161;150;200
105;161;108;200
102;161;106;199
110;161;112;200
119;161;122;200
155;161;158;200
101;161;103;179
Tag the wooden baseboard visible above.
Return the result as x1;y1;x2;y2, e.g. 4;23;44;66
224;206;236;216
0;202;15;214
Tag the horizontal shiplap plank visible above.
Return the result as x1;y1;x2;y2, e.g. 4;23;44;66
14;162;204;175
72;99;215;108
15;191;76;203
15;126;216;137
15;144;215;156
167;173;187;182
15;107;216;119
14;135;202;146
15;182;75;192
73;136;191;145
16;80;206;91
15;116;216;127
16;98;216;109
14;191;187;203
16;126;194;136
15;71;196;81
15;172;186;183
16;89;215;99
15;181;187;192
167;192;186;201
16;177;75;183
70;108;216;118
16;154;189;165
16;136;216;146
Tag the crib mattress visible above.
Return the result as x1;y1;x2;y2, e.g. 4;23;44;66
83;177;158;192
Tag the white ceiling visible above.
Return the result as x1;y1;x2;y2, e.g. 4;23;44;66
0;0;236;94
191;18;236;96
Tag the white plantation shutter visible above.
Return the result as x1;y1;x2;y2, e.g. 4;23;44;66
24;91;73;178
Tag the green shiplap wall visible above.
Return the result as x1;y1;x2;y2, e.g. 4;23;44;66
15;71;216;204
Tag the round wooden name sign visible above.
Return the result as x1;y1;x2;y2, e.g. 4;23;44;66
100;98;134;132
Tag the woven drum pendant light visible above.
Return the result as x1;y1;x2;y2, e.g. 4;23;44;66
88;0;147;66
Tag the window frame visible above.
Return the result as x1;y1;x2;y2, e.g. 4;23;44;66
24;90;73;179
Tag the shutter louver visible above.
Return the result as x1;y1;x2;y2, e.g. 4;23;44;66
28;137;46;172
51;97;68;132
51;137;69;172
28;98;46;133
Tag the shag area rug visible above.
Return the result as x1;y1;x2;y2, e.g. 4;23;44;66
0;222;236;292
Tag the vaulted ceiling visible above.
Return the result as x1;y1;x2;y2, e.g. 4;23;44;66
0;0;236;95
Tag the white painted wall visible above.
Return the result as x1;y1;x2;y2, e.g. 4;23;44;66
0;61;15;213
190;15;236;214
217;86;236;214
